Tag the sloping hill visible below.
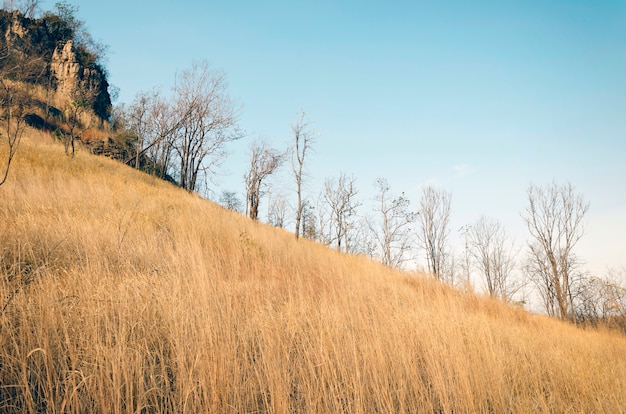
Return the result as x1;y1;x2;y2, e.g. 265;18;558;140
1;133;626;413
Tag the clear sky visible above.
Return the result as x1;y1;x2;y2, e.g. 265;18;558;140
43;1;625;279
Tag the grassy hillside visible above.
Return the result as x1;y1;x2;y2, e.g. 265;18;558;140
1;132;626;413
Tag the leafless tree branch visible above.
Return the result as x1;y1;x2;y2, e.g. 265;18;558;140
417;186;452;281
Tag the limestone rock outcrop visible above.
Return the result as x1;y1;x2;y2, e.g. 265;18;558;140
0;9;112;122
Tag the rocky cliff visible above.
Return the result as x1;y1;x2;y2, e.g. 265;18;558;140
49;38;111;123
0;8;112;123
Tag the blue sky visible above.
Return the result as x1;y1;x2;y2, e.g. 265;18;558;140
44;1;625;278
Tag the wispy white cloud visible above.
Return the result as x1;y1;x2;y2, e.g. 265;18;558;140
453;164;474;178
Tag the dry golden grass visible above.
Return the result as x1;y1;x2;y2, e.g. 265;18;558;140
1;131;626;413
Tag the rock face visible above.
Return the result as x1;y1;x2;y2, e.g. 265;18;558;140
7;12;27;38
0;9;112;123
49;39;111;123
50;40;111;119
51;39;80;99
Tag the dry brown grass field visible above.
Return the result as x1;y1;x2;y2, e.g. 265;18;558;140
1;131;626;413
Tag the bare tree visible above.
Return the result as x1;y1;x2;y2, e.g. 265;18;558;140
522;182;589;320
417;186;452;281
219;190;243;213
324;173;361;252
347;218;374;256
291;111;316;239
171;61;242;192
458;225;474;290
267;188;291;229
63;82;98;156
465;216;520;301
367;177;416;268
244;140;285;221
145;96;178;179
0;43;44;186
0;80;27;186
120;88;186;180
315;191;333;245
575;270;626;326
299;199;319;240
125;89;158;169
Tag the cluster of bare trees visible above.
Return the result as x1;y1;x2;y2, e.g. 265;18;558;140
522;182;590;320
457;181;623;324
237;141;626;324
118;61;242;192
574;269;626;327
116;89;174;179
237;112;365;253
